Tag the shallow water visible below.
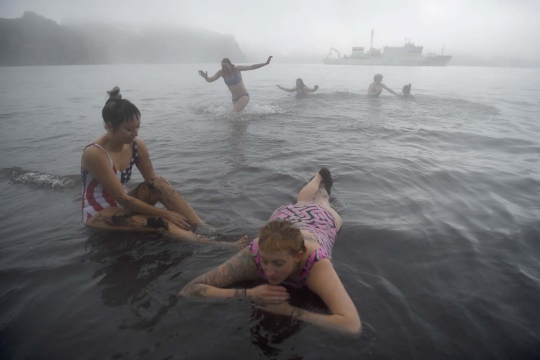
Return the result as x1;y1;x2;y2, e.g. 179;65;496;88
1;63;540;359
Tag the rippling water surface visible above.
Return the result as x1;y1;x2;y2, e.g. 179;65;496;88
1;64;540;359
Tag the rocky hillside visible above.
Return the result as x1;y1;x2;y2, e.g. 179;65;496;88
0;12;246;66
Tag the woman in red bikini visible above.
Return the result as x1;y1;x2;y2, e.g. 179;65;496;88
81;86;245;246
198;56;272;112
179;168;361;336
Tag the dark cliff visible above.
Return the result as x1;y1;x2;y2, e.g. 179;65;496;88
0;12;246;66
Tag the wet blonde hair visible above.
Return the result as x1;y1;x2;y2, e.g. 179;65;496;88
259;219;307;256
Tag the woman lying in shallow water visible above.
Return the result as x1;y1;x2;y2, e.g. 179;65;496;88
81;87;244;246
179;168;361;336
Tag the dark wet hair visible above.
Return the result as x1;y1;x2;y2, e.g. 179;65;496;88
102;87;140;131
374;74;383;81
296;78;305;92
221;58;234;66
402;84;412;94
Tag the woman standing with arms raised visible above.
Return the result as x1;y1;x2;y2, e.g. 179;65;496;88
198;56;272;112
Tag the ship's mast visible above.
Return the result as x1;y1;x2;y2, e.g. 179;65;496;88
442;44;445;55
370;29;374;50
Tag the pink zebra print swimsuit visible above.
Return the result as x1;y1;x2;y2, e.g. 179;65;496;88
247;204;338;287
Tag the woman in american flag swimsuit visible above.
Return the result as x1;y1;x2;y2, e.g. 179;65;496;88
81;87;245;247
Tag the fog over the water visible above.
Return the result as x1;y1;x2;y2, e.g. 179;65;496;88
1;0;539;64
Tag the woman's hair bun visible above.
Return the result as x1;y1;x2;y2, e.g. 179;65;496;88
107;86;122;100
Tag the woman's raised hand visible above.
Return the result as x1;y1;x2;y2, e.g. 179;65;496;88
198;70;208;79
247;284;289;303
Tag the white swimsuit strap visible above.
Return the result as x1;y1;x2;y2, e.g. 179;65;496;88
90;143;114;167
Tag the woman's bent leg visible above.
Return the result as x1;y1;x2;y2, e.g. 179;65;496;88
297;173;324;202
129;177;203;226
296;169;343;231
86;207;247;246
233;95;250;112
87;207;190;235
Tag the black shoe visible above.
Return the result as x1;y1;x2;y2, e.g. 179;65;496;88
318;167;333;195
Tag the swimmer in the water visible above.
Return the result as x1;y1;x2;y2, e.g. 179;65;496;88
400;84;415;98
180;167;361;336
81;87;246;247
367;74;400;98
198;56;273;112
276;78;319;99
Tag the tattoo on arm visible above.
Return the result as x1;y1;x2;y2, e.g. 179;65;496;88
135;142;156;179
189;284;210;297
233;288;246;298
140;154;154;176
139;152;154;168
181;249;257;297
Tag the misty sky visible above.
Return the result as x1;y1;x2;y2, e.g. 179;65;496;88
1;0;539;60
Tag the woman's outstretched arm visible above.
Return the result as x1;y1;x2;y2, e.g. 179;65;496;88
254;259;361;337
198;69;223;83
276;85;296;92
381;83;400;96
180;248;260;298
134;138;156;181
306;85;319;92
180;246;291;301
235;56;273;71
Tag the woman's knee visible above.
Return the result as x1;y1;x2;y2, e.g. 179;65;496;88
140;176;170;193
151;176;170;188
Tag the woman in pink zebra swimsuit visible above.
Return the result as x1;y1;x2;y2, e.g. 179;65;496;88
180;168;361;336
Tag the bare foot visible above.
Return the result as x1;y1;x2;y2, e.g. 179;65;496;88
195;222;219;238
232;235;249;249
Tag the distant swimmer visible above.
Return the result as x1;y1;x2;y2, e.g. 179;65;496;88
276;78;319;99
180;167;361;336
400;84;415;98
367;74;400;98
198;56;272;112
81;87;245;247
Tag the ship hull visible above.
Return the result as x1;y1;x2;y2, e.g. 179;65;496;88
323;55;452;66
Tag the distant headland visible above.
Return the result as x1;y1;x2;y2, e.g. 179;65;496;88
0;11;247;66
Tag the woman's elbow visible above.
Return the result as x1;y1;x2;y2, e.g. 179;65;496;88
350;321;362;337
177;286;189;297
343;316;362;337
178;281;204;297
340;321;362;337
178;281;197;297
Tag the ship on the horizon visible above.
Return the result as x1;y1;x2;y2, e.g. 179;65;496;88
323;30;452;67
